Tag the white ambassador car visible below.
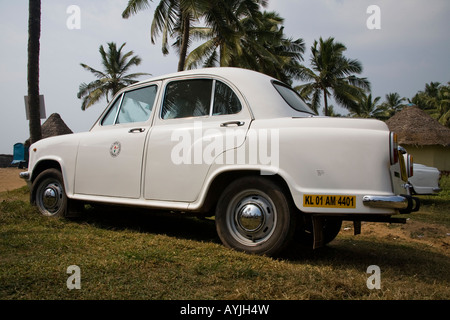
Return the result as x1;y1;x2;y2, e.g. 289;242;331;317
21;68;420;256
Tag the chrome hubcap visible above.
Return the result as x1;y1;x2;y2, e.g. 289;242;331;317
43;187;58;209
39;182;63;216
228;192;276;246
237;203;264;232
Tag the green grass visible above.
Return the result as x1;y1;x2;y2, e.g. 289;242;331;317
1;177;449;300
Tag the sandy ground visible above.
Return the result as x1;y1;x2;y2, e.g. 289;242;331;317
0;168;27;192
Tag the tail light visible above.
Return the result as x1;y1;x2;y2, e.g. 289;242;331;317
389;132;399;165
407;154;413;178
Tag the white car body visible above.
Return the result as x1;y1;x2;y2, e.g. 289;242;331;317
22;68;419;255
410;164;441;195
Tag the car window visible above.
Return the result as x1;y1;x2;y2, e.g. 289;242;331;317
162;79;212;119
102;95;122;126
213;80;242;115
272;81;316;115
117;85;157;124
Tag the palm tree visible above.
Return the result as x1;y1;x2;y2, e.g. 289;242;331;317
349;93;383;118
77;42;150;110
412;82;450;127
321;105;342;117
185;0;267;68
122;0;204;72
242;11;305;84
295;37;370;116
186;9;304;84
415;82;450;127
27;0;42;144
379;92;406;119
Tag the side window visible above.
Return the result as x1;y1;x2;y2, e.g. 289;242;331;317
102;95;121;126
213;81;242;115
117;85;157;124
162;79;212;119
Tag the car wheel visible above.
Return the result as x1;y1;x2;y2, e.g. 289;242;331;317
33;169;68;218
215;177;296;256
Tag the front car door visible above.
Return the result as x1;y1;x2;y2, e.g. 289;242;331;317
74;83;159;198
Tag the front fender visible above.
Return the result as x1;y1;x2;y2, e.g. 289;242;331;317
28;133;86;197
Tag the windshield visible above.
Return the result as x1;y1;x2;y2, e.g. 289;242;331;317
272;82;316;115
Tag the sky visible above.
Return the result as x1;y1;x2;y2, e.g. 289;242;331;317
0;0;449;154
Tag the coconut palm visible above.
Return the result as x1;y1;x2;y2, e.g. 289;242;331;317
295;37;370;116
187;9;304;84
77;42;150;110
378;92;406;119
349;93;382;119
185;0;267;68
412;82;450;127
122;0;204;71
27;0;42;143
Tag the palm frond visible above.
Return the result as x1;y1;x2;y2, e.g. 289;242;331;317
122;0;153;19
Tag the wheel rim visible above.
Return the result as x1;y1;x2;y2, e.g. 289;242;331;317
37;181;64;216
227;190;277;246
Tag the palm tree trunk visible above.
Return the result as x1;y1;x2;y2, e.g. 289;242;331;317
177;12;190;72
27;0;42;144
323;89;329;116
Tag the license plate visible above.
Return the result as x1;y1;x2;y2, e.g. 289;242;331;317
303;195;356;208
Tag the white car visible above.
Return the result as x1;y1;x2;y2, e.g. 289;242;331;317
21;67;419;256
409;164;441;195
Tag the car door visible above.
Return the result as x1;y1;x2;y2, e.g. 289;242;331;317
144;78;252;202
74;84;158;198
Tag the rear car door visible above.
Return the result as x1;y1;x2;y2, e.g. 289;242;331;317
144;77;252;202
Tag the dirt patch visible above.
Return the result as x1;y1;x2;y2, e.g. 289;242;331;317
0;168;27;192
341;220;450;254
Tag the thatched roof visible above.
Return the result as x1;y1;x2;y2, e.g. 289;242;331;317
386;105;450;147
40;113;73;139
25;113;73;146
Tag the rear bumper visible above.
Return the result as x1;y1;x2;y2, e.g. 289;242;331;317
363;194;420;214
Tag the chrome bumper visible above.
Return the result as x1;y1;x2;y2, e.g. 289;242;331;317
19;171;30;180
19;171;32;189
363;194;420;214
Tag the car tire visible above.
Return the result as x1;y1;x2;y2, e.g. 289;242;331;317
33;168;68;218
215;176;296;256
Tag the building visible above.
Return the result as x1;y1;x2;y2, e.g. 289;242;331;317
386;105;450;172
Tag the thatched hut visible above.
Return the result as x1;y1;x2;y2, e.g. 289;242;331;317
25;113;73;146
386;105;450;172
40;113;73;138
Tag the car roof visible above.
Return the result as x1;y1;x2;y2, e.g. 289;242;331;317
130;67;312;119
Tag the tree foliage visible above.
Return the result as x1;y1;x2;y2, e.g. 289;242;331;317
412;82;450;127
77;42;150;110
294;37;370;116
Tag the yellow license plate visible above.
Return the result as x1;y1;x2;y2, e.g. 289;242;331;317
303;195;356;208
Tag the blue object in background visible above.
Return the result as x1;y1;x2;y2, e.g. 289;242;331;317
11;143;29;168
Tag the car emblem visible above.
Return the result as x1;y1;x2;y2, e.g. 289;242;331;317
110;141;121;157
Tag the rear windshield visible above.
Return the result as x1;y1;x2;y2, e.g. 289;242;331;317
272;81;316;115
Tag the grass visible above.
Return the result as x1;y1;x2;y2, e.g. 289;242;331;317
0;177;449;301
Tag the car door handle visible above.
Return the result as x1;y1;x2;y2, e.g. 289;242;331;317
128;128;145;133
220;121;245;127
